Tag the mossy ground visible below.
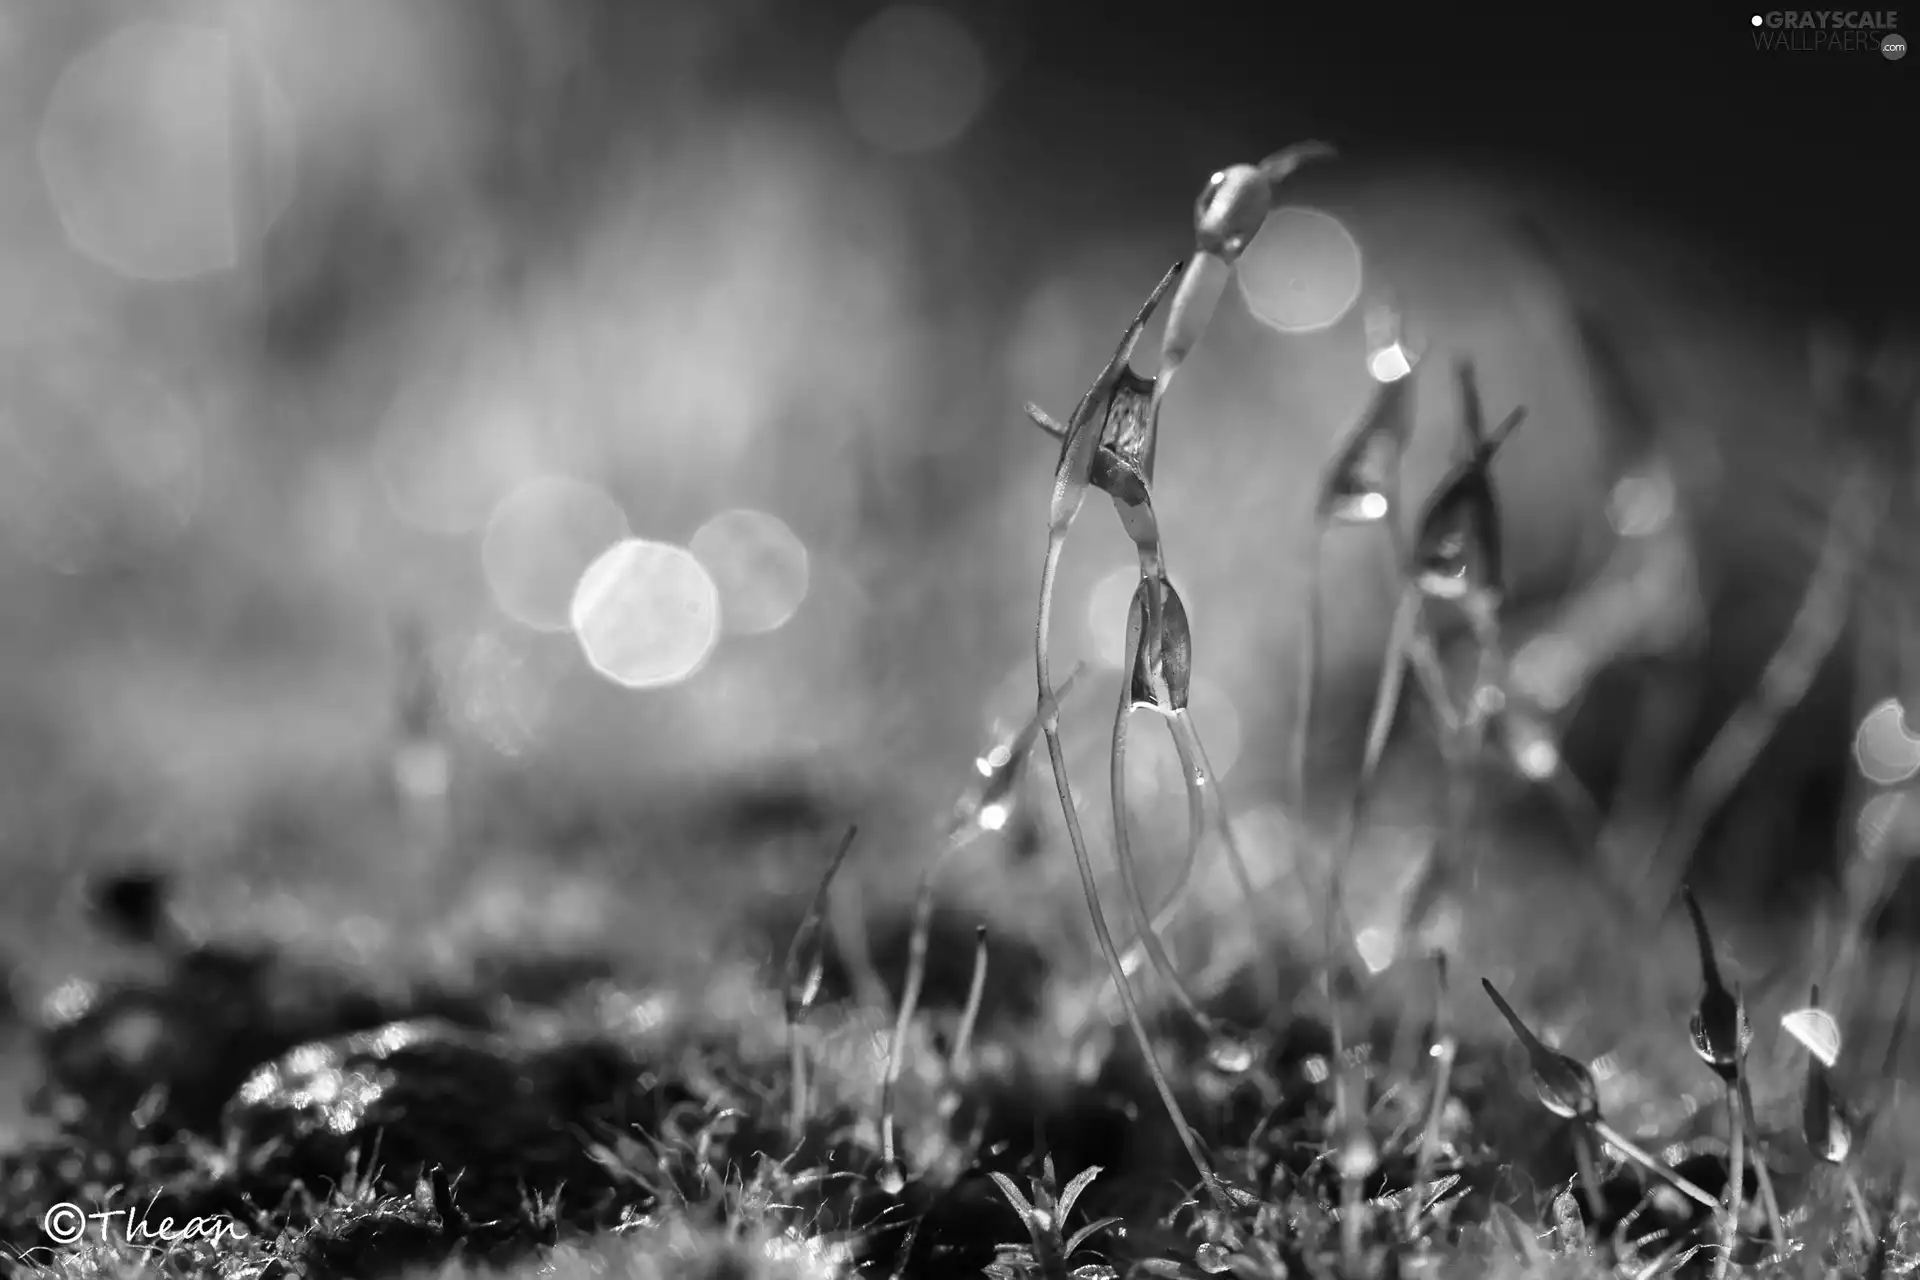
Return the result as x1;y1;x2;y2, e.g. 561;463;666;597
0;789;1912;1280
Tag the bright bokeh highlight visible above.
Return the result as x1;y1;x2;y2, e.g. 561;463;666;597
1780;1006;1842;1068
1367;342;1413;383
837;4;989;154
1236;206;1364;335
569;539;720;690
1607;468;1676;538
1354;926;1396;974
481;476;630;633
1854;698;1920;785
38;21;296;280
689;507;811;637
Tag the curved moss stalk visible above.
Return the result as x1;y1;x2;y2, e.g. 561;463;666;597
1036;537;1228;1214
780;827;859;1145
1039;689;1228;1213
1569;1125;1605;1225
878;845;944;1178
1401;591;1504;941
950;925;988;1076
1591;1119;1724;1216
1293;515;1326;820
1168;707;1274;1012
1110;664;1221;1033
1406;953;1459;1238
1714;1062;1745;1280
882;662;1085;1174
1070;839;1211;1040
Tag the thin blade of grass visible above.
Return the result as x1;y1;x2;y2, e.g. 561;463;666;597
1591;1119;1724;1216
1407;953;1458;1238
1640;458;1890;917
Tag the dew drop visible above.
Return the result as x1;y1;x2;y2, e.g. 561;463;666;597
1194;1241;1234;1274
876;1159;907;1196
1812;1107;1853;1164
1781;1007;1842;1068
1206;1036;1256;1075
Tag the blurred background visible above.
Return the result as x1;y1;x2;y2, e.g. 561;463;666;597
0;0;1915;1045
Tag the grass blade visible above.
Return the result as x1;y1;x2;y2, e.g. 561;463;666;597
950;925;988;1077
782;825;860;1142
1639;457;1889;916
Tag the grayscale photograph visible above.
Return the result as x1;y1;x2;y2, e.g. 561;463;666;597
0;2;1913;1276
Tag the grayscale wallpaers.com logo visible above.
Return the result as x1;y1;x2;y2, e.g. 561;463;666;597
1750;10;1906;56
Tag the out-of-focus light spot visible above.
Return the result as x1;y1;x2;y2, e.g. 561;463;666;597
481;476;629;633
1088;565;1140;667
1858;790;1907;859
978;801;1010;832
1502;709;1560;780
1349;492;1391;523
0;349;201;573
1236;207;1364;335
569;539;720;691
837;4;989;154
375;361;549;537
38;22;296;281
1854;698;1920;785
1781;1006;1842;1068
41;978;97;1029
689;507;811;637
391;739;450;800
1515;738;1558;780
1607;469;1675;538
1367;343;1413;383
1509;634;1585;712
1354;926;1395;974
